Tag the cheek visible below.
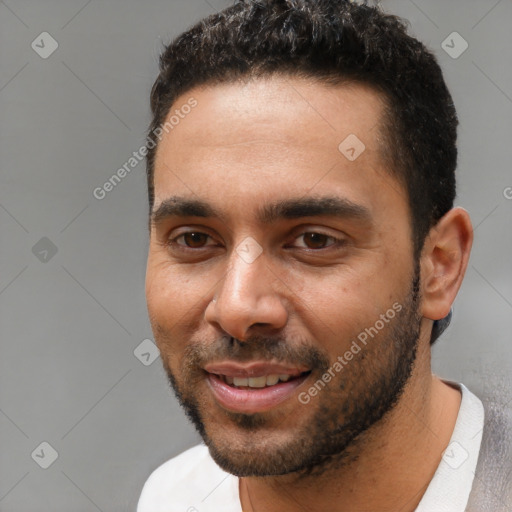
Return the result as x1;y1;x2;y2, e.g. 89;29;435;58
145;254;220;360
299;286;371;354
145;262;195;353
146;246;205;312
287;264;406;355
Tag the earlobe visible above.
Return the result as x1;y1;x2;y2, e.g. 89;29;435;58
420;207;473;321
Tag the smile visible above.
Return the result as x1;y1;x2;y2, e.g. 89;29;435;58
219;373;297;388
204;361;311;413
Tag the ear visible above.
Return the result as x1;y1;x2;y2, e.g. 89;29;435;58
420;207;473;321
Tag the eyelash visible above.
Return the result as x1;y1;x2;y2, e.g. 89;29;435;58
167;232;219;250
290;232;346;250
166;230;346;251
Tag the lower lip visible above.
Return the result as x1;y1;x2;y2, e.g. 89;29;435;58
206;373;309;413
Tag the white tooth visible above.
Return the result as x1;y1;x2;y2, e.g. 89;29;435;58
279;374;291;382
248;376;267;388
266;374;279;386
225;376;234;385
233;377;248;387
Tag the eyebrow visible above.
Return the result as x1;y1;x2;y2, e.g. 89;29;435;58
151;195;372;226
259;196;371;224
151;197;220;225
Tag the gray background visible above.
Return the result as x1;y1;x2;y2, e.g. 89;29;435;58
0;0;511;510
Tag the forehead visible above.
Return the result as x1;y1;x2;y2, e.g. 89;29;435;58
156;75;386;156
152;75;406;223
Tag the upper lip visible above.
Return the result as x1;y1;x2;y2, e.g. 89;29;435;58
203;360;310;378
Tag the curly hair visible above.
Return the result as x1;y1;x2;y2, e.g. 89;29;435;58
146;0;459;343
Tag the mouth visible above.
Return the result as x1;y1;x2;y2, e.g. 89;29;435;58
204;361;312;413
217;372;306;388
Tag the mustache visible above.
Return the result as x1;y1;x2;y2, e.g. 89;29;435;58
182;333;331;372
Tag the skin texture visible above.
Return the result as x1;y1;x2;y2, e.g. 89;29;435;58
145;75;473;511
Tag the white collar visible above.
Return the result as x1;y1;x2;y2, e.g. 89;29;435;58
414;381;484;512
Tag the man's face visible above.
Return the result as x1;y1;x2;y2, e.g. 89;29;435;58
146;76;424;476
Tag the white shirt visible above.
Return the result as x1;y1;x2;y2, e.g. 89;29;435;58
137;382;484;512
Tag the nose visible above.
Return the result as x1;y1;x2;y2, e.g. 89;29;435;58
204;246;288;341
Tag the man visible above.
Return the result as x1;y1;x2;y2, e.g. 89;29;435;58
138;1;511;511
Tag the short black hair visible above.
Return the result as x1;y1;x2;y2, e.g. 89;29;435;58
146;0;458;343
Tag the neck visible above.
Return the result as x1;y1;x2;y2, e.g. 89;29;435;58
239;340;462;512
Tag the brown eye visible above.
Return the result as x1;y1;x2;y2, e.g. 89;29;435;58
300;232;332;249
288;231;346;251
178;232;212;248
